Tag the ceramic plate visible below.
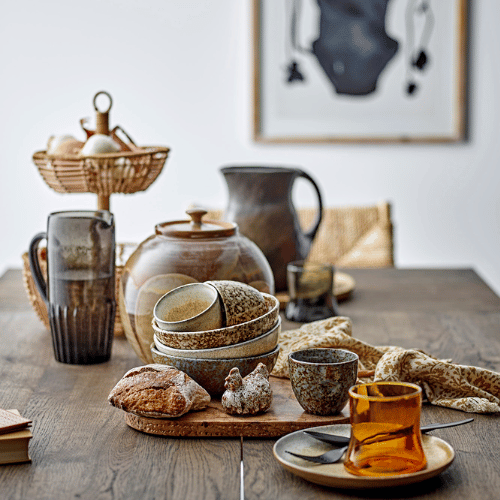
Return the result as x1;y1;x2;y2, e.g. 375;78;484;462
276;272;356;309
273;424;455;489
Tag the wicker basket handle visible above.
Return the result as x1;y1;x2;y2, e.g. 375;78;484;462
28;233;48;305
111;125;141;152
93;91;113;135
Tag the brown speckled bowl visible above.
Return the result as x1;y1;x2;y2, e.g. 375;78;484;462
288;348;358;415
154;317;280;359
152;293;279;350
206;280;267;327
151;344;280;395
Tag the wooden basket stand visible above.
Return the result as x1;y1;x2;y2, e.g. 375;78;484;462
32;91;170;210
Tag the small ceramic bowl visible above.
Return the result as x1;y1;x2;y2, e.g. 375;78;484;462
206;280;267;327
288;348;359;415
154;317;281;359
150;344;280;395
152;293;280;350
153;283;223;332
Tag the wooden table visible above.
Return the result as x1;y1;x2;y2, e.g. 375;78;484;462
1;268;499;499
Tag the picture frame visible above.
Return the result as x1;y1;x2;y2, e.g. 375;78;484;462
252;0;468;143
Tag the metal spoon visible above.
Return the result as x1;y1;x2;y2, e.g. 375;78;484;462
304;418;474;447
286;418;474;465
286;445;348;465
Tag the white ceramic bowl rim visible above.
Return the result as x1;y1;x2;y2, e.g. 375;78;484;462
153;282;219;326
152;293;279;336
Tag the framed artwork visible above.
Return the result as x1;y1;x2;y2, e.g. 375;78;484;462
252;0;468;143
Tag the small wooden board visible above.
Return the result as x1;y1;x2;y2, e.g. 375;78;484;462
124;377;349;438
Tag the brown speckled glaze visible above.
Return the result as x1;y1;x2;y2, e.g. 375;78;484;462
288;348;358;415
151;344;280;395
206;280;267;327
152;294;279;350
154;317;280;359
222;363;272;415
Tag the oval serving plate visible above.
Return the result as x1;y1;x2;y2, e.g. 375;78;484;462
273;424;455;489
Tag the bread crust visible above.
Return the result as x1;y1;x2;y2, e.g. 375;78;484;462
108;364;211;418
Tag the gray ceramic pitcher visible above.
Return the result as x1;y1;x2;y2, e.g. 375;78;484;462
221;166;323;291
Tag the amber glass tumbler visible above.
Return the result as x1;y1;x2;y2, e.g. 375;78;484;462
344;382;426;477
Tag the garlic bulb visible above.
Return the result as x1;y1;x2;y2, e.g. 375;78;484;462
47;135;79;155
80;134;121;156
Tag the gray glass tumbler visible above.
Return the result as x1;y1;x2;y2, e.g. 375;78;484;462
29;211;116;364
285;261;339;323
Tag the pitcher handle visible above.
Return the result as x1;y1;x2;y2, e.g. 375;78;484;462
296;170;323;242
28;232;48;305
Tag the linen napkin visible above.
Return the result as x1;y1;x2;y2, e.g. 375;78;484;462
272;317;500;413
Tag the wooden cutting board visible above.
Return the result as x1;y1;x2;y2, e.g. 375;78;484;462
124;376;349;438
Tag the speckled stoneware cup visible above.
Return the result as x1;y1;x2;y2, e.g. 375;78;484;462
150;344;280;395
288;348;359;415
206;280;267;327
152;293;280;350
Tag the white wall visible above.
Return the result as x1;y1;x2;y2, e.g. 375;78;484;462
1;0;499;295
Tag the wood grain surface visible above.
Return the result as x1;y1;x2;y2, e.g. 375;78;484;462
125;376;349;438
1;268;499;500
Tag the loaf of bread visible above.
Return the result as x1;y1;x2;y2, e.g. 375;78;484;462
108;364;211;418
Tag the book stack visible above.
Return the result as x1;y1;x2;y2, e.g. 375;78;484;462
0;408;32;465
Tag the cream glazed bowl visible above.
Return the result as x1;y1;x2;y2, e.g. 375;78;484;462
154;317;281;359
153;282;223;332
152;293;280;350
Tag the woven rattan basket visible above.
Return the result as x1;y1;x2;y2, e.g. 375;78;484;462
32;91;170;209
33;146;169;197
22;243;137;337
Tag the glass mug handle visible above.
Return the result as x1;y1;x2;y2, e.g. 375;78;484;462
28;232;48;304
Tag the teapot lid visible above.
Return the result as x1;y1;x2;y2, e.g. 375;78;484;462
155;208;237;239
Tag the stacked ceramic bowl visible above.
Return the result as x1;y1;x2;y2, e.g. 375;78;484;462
151;280;281;395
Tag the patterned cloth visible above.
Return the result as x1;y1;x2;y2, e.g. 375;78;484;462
272;317;500;413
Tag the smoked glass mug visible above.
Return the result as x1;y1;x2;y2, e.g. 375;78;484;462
344;382;427;476
29;211;116;364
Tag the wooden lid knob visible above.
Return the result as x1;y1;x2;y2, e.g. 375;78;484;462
186;208;207;228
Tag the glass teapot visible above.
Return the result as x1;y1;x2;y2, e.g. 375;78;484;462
119;209;274;362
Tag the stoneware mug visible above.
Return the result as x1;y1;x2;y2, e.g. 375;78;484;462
288;348;358;415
